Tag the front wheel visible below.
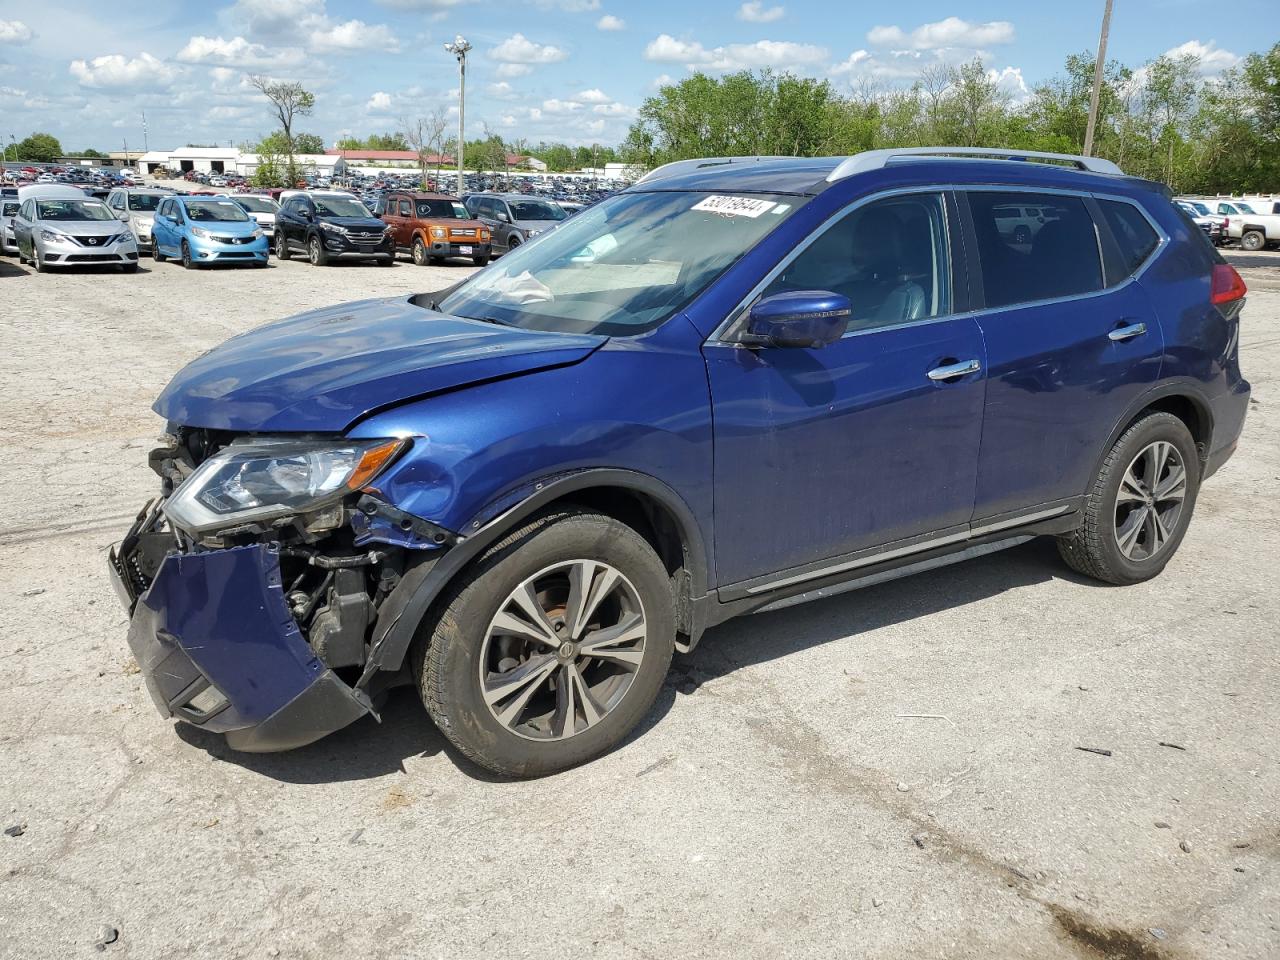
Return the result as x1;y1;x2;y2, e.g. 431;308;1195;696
153;245;167;263
275;232;291;260
472;255;490;267
181;241;195;270
1240;230;1265;252
1057;411;1200;585
412;237;428;265
308;235;327;266
417;508;676;777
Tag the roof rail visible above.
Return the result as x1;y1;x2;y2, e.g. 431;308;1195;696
635;155;793;185
827;147;1123;182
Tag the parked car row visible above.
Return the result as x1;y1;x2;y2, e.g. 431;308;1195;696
1175;194;1280;251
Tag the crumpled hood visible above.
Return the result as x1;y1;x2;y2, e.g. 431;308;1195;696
154;296;604;432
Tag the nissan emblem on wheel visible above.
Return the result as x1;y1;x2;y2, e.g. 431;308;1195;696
110;147;1250;777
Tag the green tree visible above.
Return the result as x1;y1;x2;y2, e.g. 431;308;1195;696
249;76;316;181
15;132;63;163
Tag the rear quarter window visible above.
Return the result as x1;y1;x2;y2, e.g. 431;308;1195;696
1097;199;1161;277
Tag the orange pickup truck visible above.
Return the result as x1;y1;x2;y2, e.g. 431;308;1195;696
379;191;492;266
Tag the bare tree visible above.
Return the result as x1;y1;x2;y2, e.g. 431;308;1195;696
250;76;315;180
401;109;449;188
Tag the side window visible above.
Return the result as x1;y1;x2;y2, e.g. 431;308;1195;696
760;192;952;333
1097;199;1160;277
399;200;412;217
20;200;33;220
967;191;1102;308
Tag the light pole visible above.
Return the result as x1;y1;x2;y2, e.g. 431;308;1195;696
1083;0;1115;157
444;34;471;196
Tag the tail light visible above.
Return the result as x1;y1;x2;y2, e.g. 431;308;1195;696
1210;263;1247;305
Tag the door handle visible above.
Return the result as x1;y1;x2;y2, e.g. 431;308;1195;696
1108;322;1147;342
927;359;982;381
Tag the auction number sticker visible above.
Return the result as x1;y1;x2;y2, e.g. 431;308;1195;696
691;195;778;218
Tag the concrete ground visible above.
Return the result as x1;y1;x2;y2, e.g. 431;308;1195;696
0;247;1276;960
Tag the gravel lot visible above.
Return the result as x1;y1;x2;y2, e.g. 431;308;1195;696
0;248;1277;960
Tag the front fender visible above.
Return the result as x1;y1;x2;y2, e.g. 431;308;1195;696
356;466;712;686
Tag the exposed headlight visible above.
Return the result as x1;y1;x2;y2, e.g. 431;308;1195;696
250;227;264;239
526;229;541;238
430;226;447;239
320;221;347;234
164;438;407;535
479;229;490;240
39;229;68;243
190;226;211;238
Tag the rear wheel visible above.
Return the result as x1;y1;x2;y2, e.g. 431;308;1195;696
1240;230;1265;252
417;508;675;777
1057;412;1199;585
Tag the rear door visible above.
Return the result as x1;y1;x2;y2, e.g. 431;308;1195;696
707;190;988;590
962;189;1165;524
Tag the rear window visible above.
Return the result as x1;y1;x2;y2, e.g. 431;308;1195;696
967;191;1103;308
1097;200;1160;277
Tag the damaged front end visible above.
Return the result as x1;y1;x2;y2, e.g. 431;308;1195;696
109;428;455;752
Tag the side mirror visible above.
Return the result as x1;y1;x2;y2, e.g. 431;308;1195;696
496;211;510;223
116;209;129;221
743;290;851;349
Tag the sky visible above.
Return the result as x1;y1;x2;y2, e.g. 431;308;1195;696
0;0;1272;154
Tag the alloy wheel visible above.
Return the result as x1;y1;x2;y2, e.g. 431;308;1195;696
479;560;647;741
1114;440;1187;561
309;237;321;264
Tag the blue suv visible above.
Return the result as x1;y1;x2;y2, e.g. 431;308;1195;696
111;148;1250;776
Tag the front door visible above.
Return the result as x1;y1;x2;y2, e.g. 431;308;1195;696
706;191;987;589
962;190;1167;522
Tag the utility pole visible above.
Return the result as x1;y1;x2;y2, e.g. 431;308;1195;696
1083;0;1114;157
141;110;149;152
444;34;471;196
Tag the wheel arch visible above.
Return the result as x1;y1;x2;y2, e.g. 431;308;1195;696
361;468;711;685
1093;383;1215;488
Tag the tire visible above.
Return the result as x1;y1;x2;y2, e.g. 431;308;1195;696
181;241;195;270
412;237;428;266
1240;230;1265;252
1057;411;1200;585
275;232;291;260
472;255;490;267
376;256;394;267
417;508;676;777
506;235;522;253
308;235;327;266
32;247;45;273
153;244;167;263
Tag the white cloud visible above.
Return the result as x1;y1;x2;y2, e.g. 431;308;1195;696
0;84;28;97
542;97;584;113
310;19;399;53
987;65;1028;99
490;33;568;64
644;33;825;72
867;17;1014;50
69;52;178;90
230;0;327;42
0;20;33;44
176;35;304;68
495;63;533;78
577;88;610;103
738;2;784;24
596;14;625;31
652;73;674;88
367;90;393;111
1164;39;1240;73
592;101;629;116
487;81;519;99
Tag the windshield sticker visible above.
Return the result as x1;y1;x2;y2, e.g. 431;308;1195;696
691;195;778;218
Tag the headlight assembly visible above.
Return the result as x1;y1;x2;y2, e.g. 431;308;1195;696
320;221;347;234
164;437;407;536
40;229;68;243
251;227;264;239
190;226;211;238
430;226;447;238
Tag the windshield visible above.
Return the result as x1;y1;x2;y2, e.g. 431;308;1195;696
416;199;469;219
127;193;165;212
2;202;17;217
232;196;279;213
510;199;567;222
1184;201;1211;216
438;190;801;336
36;199;114;221
314;196;371;218
184;199;250;222
1234;201;1256;214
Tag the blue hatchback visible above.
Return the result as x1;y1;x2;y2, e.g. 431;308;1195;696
111;147;1250;775
151;194;269;268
